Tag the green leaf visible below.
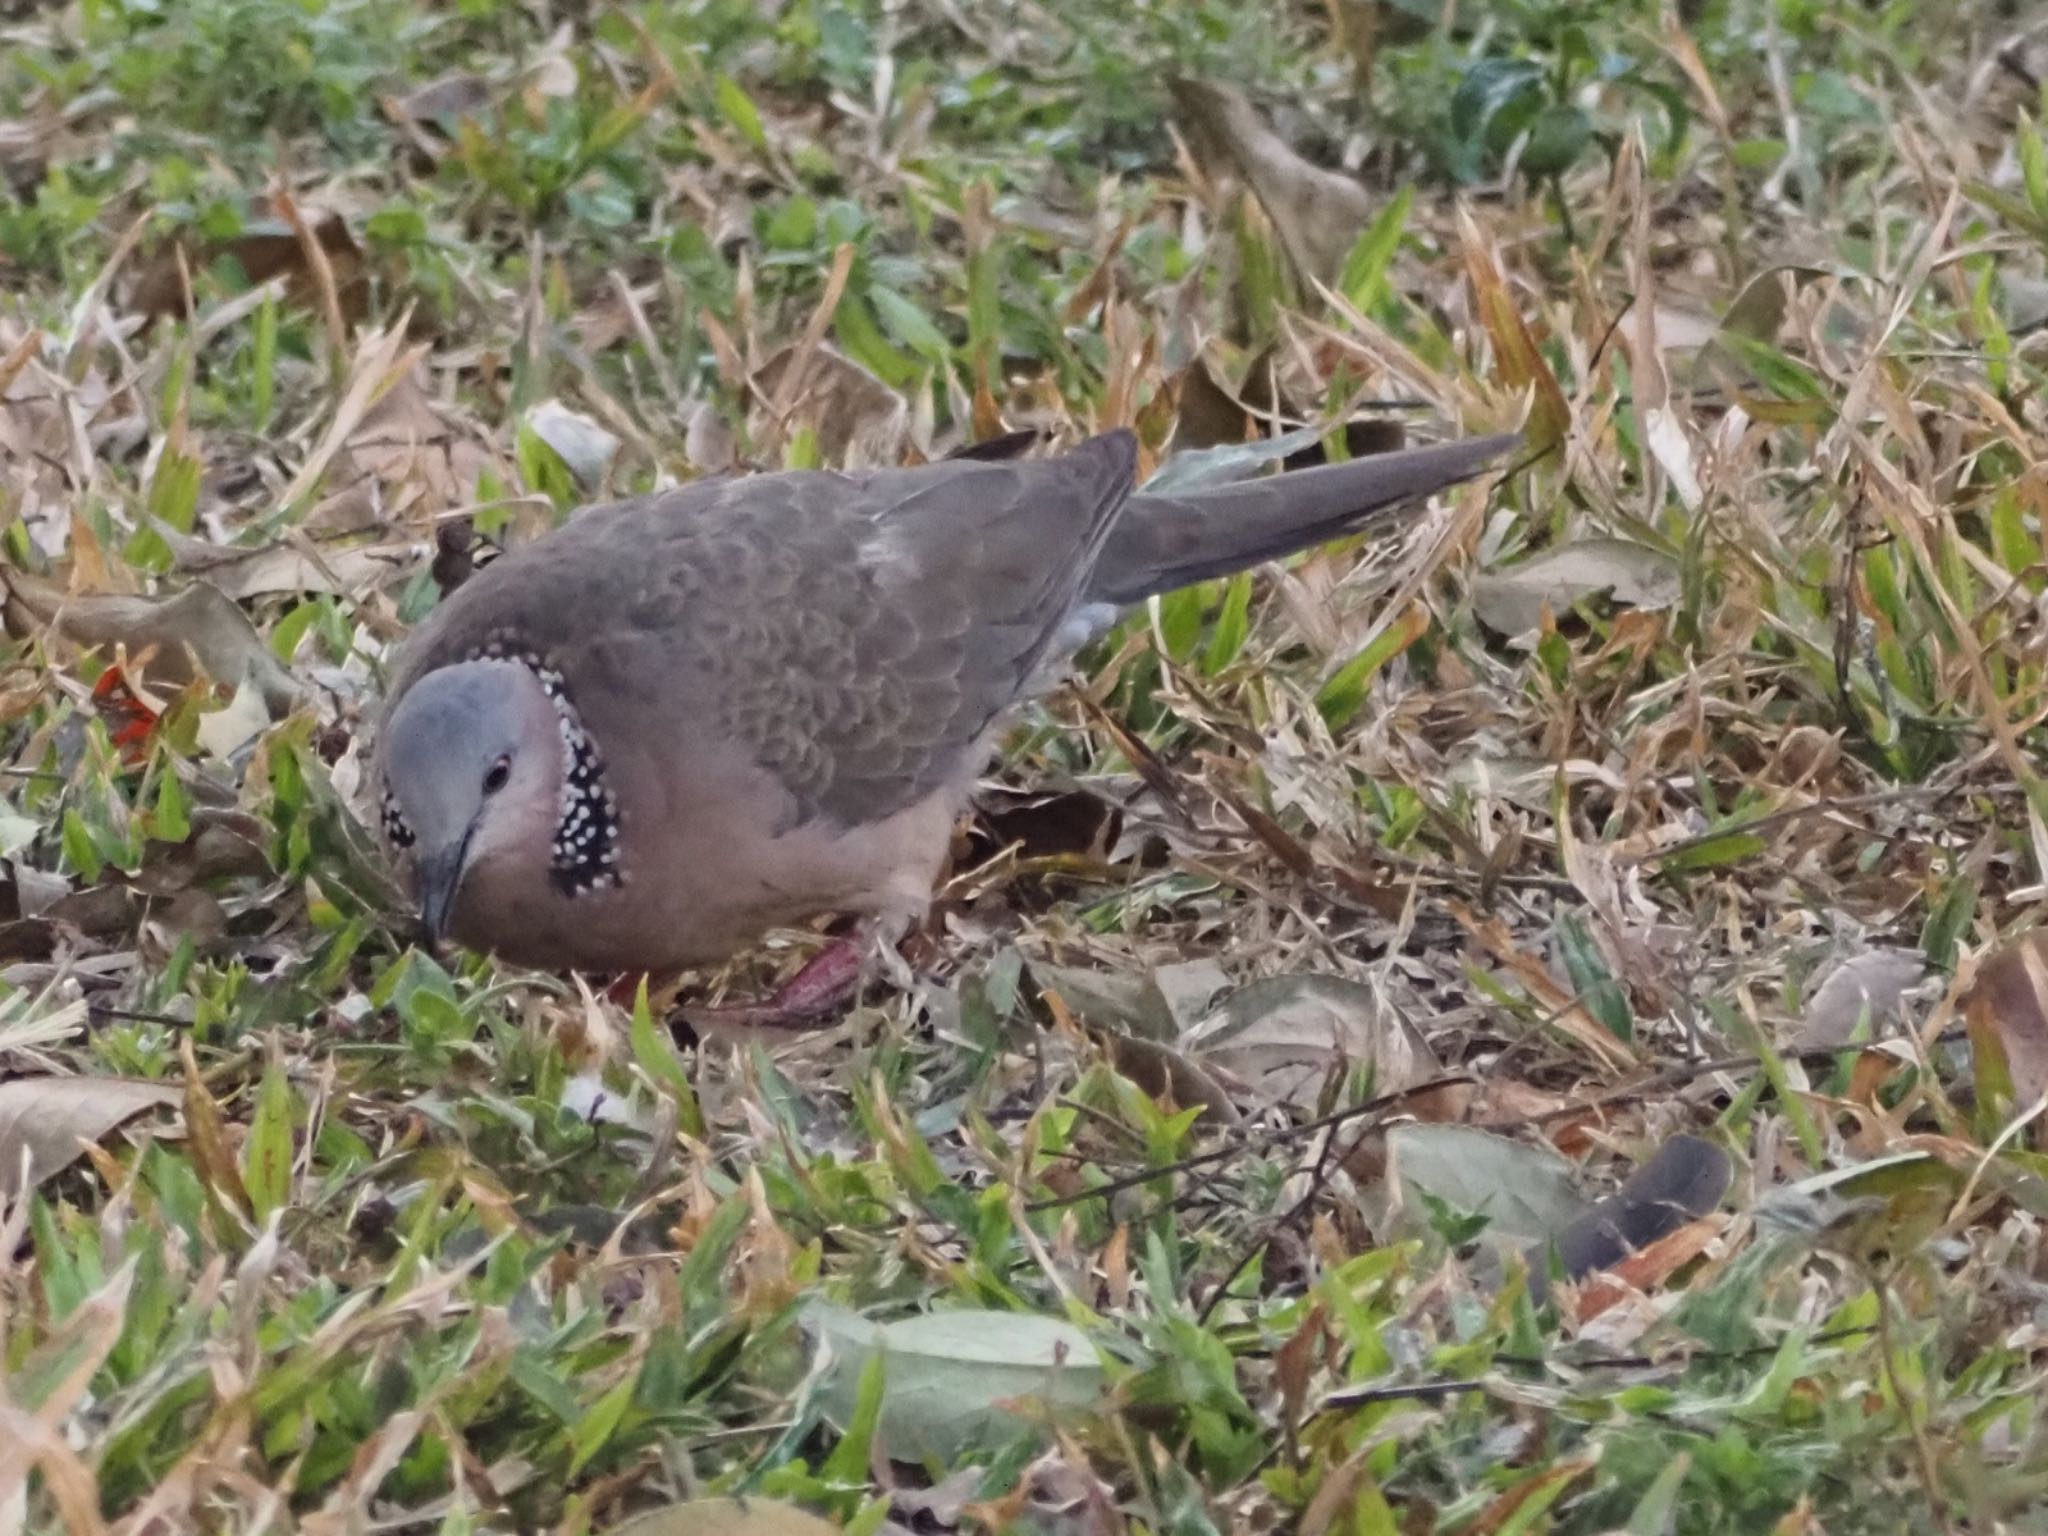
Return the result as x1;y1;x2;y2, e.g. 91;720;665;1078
714;73;768;152
61;809;102;883
807;1303;1105;1463
2021;114;2048;226
1317;609;1426;730
569;1362;641;1476
833;289;918;389
515;424;577;509
869;286;951;359
1201;571;1254;675
965;210;1002;367
250;289;277;431
1338;185;1411;313
268;601;322;666
146;448;203;533
1714;332;1829;403
1521;103;1593;179
821;1347;886;1484
242;1054;295;1221
1449;57;1545;154
151;768;189;843
1921;868;1979;970
1659;829;1768;872
761;195;817;250
628;979;704;1138
1155;583;1207;661
1556;911;1632;1042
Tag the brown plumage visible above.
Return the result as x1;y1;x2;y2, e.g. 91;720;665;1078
375;429;1515;972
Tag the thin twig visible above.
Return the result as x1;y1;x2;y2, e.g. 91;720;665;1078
1025;1074;1475;1213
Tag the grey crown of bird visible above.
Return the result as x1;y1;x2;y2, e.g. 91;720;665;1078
375;428;1515;973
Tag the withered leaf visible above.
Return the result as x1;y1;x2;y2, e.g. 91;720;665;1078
1469;539;1681;637
1184;973;1440;1111
0;570;302;715
0;1076;182;1197
1963;930;2048;1143
1170;78;1373;285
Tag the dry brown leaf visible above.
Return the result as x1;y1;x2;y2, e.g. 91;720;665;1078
1447;901;1638;1073
163;533;408;602
1567;1214;1730;1324
1457;203;1570;453
750;340;908;467
0;1076;182;1196
0;570;302;715
603;1497;843;1536
1469;539;1681;636
332;364;497;516
0;93;99;195
1962;930;2048;1141
1183;973;1440;1110
1170;78;1373;285
0;319;136;526
1170;357;1253;451
1789;947;1926;1049
127;208;365;323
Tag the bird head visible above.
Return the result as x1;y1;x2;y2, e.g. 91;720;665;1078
377;659;561;947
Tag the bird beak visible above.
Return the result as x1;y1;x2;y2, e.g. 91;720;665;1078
413;831;473;948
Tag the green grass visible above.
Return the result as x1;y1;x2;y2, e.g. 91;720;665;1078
4;0;2048;1531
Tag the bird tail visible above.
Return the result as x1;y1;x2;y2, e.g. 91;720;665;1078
1087;432;1518;607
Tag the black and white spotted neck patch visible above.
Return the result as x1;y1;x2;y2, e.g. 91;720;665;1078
472;639;626;900
380;642;626;900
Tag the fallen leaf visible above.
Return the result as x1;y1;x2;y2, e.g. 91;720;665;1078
805;1303;1106;1463
1790;947;1926;1049
0;1076;182;1197
1568;1213;1730;1323
1446;901;1638;1073
1468;539;1681;636
1183;973;1440;1110
1963;930;2048;1141
1458;202;1570;453
1169;357;1252;451
335;366;498;516
127;208;364;322
1103;1031;1244;1127
1381;1122;1584;1251
164;535;407;602
1139;424;1321;495
750;342;908;467
195;681;274;762
604;1499;842;1536
682;398;739;472
0;571;302;715
525;399;621;491
1170;78;1373;284
383;71;495;137
1028;957;1230;1043
1641;405;1702;510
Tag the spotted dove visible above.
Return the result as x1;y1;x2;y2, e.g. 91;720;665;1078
374;429;1515;973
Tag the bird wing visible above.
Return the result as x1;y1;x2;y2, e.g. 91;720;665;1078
389;431;1139;829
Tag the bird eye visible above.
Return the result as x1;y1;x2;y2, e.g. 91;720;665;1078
482;756;511;794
